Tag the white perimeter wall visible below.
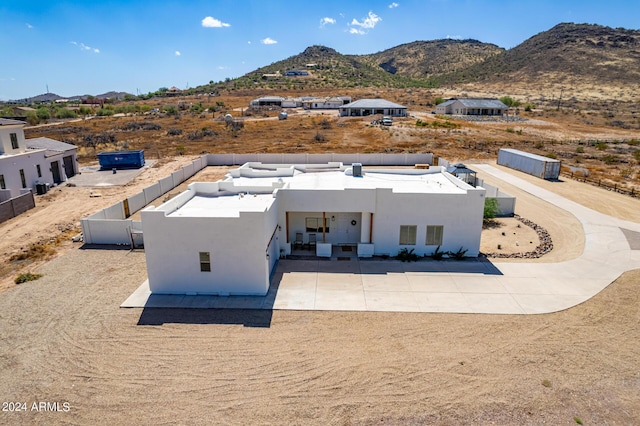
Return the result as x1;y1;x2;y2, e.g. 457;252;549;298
82;157;206;244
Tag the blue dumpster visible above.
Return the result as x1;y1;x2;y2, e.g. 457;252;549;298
97;150;145;169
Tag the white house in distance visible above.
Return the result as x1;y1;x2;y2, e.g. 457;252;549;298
339;99;407;117
0;118;78;198
141;162;486;296
436;98;508;116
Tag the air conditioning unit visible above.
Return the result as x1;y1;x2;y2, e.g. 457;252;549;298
352;163;362;177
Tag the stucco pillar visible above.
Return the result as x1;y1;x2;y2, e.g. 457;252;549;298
360;212;372;243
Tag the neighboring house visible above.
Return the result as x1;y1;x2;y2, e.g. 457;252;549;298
249;96;284;107
284;70;309;76
141;162;485;296
302;96;349;110
0;118;77;198
436;98;508;116
339;99;407;117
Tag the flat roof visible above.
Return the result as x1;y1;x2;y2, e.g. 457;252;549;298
162;164;473;218
232;170;465;194
168;193;275;218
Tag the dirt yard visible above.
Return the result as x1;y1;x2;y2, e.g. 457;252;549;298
0;161;639;424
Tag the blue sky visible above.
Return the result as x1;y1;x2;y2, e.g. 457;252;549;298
1;0;638;100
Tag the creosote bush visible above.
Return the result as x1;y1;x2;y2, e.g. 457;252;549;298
15;273;43;284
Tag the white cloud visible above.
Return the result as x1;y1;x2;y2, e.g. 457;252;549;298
201;16;230;28
446;34;462;40
71;41;100;53
350;11;382;34
388;2;399;8
261;37;277;45
175;51;181;56
320;17;336;28
26;23;33;29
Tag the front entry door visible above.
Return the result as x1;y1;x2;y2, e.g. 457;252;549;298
336;213;360;244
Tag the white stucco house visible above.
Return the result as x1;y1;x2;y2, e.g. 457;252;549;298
339;99;407;117
436;98;508;116
0;118;78;198
141;162;486;296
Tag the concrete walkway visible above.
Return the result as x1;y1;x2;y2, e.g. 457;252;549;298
122;165;640;314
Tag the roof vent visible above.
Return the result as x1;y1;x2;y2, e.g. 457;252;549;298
352;163;362;177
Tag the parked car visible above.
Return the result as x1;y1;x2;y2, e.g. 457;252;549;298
381;116;393;126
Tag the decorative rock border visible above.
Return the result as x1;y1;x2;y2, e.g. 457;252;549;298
481;214;553;259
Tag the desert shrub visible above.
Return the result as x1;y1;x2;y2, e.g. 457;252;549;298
190;103;205;113
397;248;419;262
576;146;585;153
505;127;515;133
167;128;183;136
319;119;331;129
314;132;327;142
186;128;217;140
545;152;557;159
26;112;39;126
15;273;43;284
431;246;445;260
628;139;639;146
119;122;161;131
448;247;468;260
602;154;618;164
228;120;244;132
633;150;640;162
96;107;114;116
524;103;536;112
416;119;459;129
434;97;446;105
83;132;117;148
36;107;51;120
163;105;178;115
484;198;499;219
595;142;608;150
55;108;77;119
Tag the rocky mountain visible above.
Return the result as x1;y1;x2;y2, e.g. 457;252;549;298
358;39;504;79
431;23;640;87
213;23;639;95
14;91;131;104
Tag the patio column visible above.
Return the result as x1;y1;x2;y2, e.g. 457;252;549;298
322;212;326;243
360;212;372;243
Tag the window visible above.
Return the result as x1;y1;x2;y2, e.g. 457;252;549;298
399;225;417;245
10;133;19;149
19;169;26;188
426;225;444;246
305;217;330;233
36;165;42;178
0;174;5;190
199;252;211;272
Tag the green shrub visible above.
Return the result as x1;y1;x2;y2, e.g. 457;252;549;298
55;108;77;119
15;273;43;284
484;198;499;219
